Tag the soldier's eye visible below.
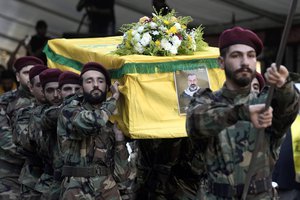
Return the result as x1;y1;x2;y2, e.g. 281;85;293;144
46;88;54;93
63;87;72;91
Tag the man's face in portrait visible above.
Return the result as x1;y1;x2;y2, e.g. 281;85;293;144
187;74;198;92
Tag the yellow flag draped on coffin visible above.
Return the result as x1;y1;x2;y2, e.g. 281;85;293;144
44;36;224;138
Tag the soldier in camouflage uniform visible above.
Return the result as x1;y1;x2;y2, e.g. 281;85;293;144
57;62;130;200
42;71;82;200
0;56;43;199
13;64;48;199
186;26;300;199
58;71;82;99
31;68;63;199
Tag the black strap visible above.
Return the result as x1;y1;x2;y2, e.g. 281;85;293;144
209;177;272;198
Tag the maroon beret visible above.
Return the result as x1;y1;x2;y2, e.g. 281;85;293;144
40;68;63;89
14;56;44;72
58;71;80;88
255;72;265;91
29;64;48;81
80;62;111;86
219;26;263;55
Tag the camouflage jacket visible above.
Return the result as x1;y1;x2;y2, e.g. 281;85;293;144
13;101;44;188
39;94;81;181
40;104;64;180
29;104;50;158
186;81;299;199
57;95;129;190
40;105;60;168
0;86;33;174
38;94;79;168
34;104;64;193
13;101;39;155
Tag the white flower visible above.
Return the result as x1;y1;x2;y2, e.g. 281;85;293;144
132;30;138;36
169;46;178;55
159;26;167;32
171;35;182;48
161;38;180;55
140;33;152;46
134;42;144;53
161;38;172;51
174;23;181;30
137;26;144;33
189;30;196;38
152;31;159;35
133;33;141;42
149;22;157;29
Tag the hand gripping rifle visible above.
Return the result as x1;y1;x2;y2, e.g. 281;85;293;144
241;0;298;199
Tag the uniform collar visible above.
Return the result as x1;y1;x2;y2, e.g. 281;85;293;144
220;83;251;99
82;98;102;110
18;84;33;98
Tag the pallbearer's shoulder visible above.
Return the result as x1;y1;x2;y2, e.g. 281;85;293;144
0;89;18;103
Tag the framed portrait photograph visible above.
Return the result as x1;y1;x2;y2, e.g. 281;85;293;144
174;68;210;115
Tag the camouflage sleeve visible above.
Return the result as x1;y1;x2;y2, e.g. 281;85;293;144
271;80;300;137
13;105;35;152
0;103;14;149
0;94;19;156
186;89;250;139
266;81;300;159
71;98;117;136
113;140;130;182
56;109;69;180
58;102;84;165
41;106;60;131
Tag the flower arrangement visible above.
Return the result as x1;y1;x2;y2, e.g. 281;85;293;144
114;10;208;56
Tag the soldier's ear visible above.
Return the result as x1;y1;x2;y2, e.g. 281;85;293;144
16;72;20;82
218;56;225;70
28;81;34;93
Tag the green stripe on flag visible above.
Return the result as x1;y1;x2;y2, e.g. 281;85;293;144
44;44;219;79
110;58;218;78
44;45;83;71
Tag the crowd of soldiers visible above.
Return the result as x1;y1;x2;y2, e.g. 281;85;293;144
0;26;299;200
0;58;131;200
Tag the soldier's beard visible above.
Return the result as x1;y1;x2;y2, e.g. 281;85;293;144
224;65;255;87
84;90;107;105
